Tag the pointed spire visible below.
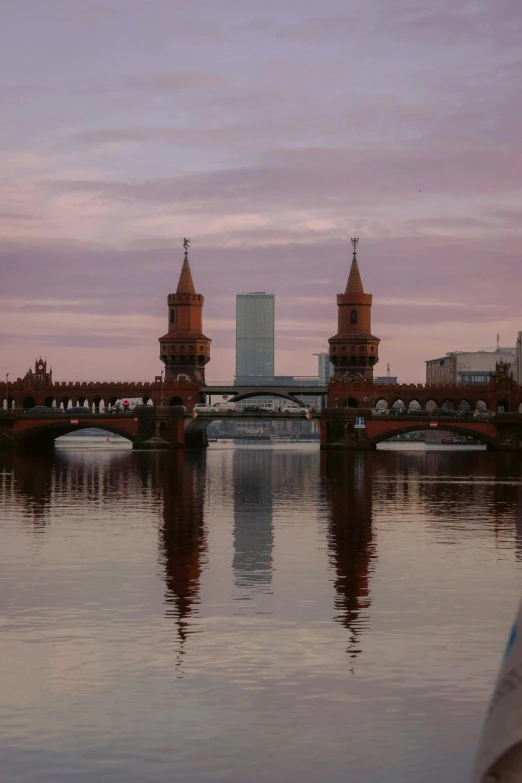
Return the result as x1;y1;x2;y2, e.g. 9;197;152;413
176;238;196;294
345;237;365;296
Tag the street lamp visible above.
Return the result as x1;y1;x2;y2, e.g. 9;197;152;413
5;373;9;412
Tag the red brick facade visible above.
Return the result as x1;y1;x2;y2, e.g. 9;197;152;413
158;245;211;382
328;241;380;381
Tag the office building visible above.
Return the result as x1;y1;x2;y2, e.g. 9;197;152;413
235;293;275;382
314;353;335;386
426;348;516;386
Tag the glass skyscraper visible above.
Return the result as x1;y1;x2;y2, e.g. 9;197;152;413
235;293;275;381
314;352;335;385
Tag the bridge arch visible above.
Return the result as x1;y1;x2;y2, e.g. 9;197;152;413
442;399;455;411
408;399;422;411
458;400;471;411
371;422;494;447
375;398;388;410
16;420;137;448
23;396;36;409
228;389;306;405
476;399;488;410
391;398;405;410
425;399;437;412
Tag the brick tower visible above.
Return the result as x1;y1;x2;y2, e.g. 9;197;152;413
158;239;211;381
328;238;379;380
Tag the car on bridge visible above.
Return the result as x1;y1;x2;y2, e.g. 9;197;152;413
67;406;91;414
474;408;496;417
281;404;311;414
194;402;236;414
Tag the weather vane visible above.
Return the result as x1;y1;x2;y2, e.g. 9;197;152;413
183;237;190;255
351;237;359;256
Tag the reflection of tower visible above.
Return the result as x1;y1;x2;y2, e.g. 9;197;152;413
321;451;376;663
158;239;211;381
158;451;207;659
4;450;55;531
328;238;380;380
233;450;273;599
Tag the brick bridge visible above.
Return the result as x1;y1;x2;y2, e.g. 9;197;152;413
2;406;522;451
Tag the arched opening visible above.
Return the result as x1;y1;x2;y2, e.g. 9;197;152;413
44;396;56;408
170;308;176;323
476;399;488;410
458;400;471;411
497;398;510;413
350;309;358;325
442;400;455;411
391;399;405;411
375;398;388;411
78;396;88;407
109;396;119;409
93;396;104;412
425;399;437;412
61;397;71;411
374;423;490;448
23;396;36;409
408;399;421;411
170;396;183;406
142;395;153;406
347;396;358;408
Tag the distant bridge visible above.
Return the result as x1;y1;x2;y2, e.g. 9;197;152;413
201;381;328;405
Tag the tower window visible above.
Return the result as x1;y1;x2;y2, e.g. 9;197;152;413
180;345;185;352
189;344;195;351
360;346;365;352
341;345;347;353
351;345;356;352
170;308;176;324
350;309;358;325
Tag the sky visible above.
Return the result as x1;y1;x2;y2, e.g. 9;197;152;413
1;0;521;383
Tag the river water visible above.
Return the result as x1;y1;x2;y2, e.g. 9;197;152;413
1;443;521;783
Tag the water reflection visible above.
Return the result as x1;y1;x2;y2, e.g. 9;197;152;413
156;452;207;661
321;452;376;663
2;445;522;782
232;449;273;598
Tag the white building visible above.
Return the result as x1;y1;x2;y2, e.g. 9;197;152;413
426;347;516;386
